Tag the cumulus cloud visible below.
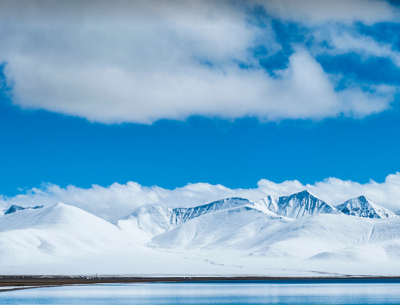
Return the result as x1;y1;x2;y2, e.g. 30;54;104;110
0;0;398;124
2;173;400;222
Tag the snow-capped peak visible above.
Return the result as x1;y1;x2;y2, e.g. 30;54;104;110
297;189;318;198
260;190;340;219
336;196;398;219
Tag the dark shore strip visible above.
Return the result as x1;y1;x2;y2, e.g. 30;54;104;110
2;275;400;292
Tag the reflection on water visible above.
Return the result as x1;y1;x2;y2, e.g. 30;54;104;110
1;281;400;304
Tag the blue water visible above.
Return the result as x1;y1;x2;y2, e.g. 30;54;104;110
1;282;400;304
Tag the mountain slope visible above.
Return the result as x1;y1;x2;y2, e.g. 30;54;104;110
336;196;398;219
1;203;252;276
118;197;277;242
150;208;400;262
120;192;339;243
149;204;290;251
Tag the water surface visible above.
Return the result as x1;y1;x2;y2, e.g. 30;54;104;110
1;281;400;304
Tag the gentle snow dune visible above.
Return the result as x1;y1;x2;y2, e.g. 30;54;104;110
309;244;389;263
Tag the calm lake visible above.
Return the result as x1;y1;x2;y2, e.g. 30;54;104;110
1;281;400;304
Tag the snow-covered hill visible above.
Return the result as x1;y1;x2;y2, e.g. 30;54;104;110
0;203;240;276
0;203;141;264
336;196;398;219
2;191;400;276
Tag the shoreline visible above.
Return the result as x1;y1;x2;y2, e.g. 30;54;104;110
2;275;400;292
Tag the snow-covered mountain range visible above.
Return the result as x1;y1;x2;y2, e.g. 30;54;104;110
1;190;400;276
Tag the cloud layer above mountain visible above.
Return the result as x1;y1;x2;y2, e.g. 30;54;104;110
0;0;399;123
2;173;400;222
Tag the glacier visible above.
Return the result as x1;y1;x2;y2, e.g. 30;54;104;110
2;190;400;277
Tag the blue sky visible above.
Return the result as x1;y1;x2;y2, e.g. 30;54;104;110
1;0;400;209
1;88;400;197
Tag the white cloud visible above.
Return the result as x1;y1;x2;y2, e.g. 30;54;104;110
306;174;400;212
0;0;397;124
2;173;400;222
255;0;398;24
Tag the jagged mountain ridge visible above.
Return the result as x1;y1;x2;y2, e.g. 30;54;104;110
123;190;342;239
144;193;400;260
336;196;398;219
121;190;400;243
3;191;399;250
118;197;272;240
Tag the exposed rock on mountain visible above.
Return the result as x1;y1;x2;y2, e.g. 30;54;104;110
4;204;43;215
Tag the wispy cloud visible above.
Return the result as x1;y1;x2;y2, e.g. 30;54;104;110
328;33;400;67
